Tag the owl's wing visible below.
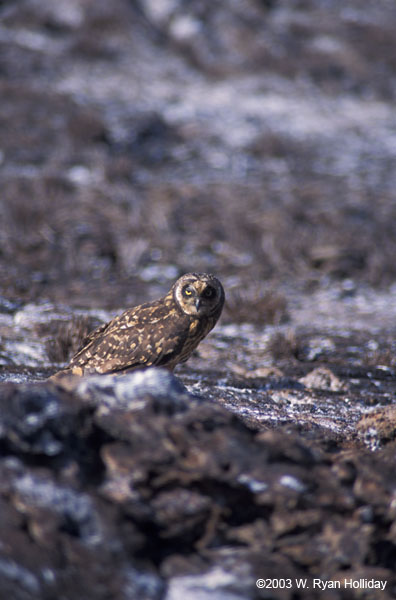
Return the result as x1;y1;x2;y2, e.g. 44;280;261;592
68;303;189;374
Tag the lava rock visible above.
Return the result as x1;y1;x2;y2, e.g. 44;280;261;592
0;369;396;597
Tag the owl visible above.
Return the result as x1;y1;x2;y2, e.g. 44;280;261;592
51;273;224;378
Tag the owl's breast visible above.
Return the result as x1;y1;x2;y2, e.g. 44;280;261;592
174;317;213;364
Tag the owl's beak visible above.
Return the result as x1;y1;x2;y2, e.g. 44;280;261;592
195;297;202;311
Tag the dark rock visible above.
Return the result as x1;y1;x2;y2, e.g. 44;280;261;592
0;369;395;597
0;382;80;456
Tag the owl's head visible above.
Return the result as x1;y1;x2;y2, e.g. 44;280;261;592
173;273;225;318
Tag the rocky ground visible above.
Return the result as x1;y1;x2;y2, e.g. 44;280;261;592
2;0;396;598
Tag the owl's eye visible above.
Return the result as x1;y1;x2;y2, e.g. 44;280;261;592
183;286;193;296
203;286;215;299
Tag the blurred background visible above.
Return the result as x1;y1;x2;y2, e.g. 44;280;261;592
1;0;396;321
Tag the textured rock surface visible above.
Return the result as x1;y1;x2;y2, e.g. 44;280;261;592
0;370;395;598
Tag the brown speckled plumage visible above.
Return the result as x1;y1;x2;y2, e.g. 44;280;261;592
52;273;224;377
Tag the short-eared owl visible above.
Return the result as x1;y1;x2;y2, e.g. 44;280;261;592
52;273;224;377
